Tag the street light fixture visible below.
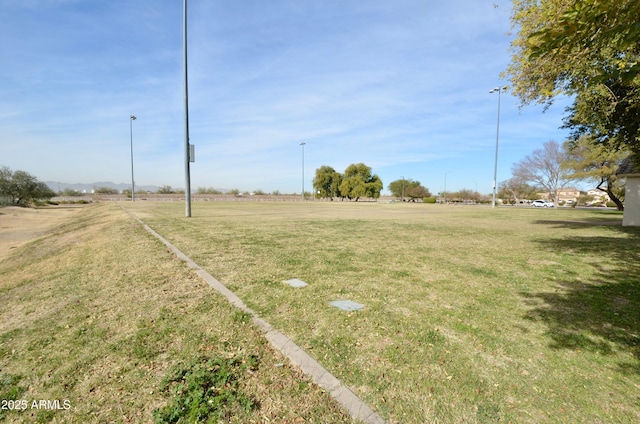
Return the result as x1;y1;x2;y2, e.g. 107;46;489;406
129;115;136;202
300;142;306;202
489;86;508;208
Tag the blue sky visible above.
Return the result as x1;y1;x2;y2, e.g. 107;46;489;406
1;0;574;195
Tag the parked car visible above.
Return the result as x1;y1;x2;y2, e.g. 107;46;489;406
532;199;554;208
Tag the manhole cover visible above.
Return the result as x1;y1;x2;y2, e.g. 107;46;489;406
329;300;364;311
284;278;308;288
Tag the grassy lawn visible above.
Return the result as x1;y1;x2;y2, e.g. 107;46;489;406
128;200;640;423
0;203;354;423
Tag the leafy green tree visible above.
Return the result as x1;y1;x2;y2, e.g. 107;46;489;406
388;178;431;202
512;141;572;206
388;178;410;198
528;0;640;83
0;166;56;206
329;173;344;200
0;166;10;203
313;166;343;200
338;163;382;201
389;179;432;202
507;0;640;155
562;136;626;210
405;184;431;202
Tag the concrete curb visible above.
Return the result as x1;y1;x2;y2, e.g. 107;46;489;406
125;209;386;424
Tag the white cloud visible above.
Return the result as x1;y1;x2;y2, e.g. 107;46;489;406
0;0;571;193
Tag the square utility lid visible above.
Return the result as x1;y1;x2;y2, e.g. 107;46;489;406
284;278;308;288
330;300;364;311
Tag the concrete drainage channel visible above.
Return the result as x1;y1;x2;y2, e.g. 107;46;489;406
126;209;386;424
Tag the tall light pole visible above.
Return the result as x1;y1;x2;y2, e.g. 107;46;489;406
183;0;192;217
300;142;306;202
489;86;507;208
444;171;451;204
129;115;136;202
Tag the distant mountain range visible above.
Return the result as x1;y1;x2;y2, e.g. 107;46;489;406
45;181;163;194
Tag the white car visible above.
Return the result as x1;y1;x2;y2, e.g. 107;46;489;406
532;199;554;208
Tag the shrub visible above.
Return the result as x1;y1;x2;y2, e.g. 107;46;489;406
196;187;223;194
423;197;437;203
94;186;118;195
153;354;258;423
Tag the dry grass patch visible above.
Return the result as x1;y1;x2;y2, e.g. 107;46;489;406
0;203;354;423
0;205;86;259
129;201;640;423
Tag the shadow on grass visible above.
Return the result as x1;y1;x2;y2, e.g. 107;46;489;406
522;221;640;374
533;215;623;227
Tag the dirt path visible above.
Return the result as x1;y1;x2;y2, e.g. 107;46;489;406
0;205;86;260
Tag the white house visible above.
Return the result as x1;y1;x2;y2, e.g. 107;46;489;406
618;157;640;226
586;189;610;203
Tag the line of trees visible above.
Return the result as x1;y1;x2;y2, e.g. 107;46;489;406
313;163;383;201
501;139;626;209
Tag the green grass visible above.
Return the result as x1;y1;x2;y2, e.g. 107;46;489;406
127;201;640;423
153;353;258;423
0;204;353;423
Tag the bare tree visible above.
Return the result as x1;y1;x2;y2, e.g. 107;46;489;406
499;177;537;205
512;141;572;206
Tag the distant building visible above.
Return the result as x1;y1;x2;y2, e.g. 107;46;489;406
537;187;581;204
556;187;581;204
586;189;610;203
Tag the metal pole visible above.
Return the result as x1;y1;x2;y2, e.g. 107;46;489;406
300;142;306;202
492;90;500;209
183;0;192;217
443;171;453;204
130;115;136;202
490;86;506;209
